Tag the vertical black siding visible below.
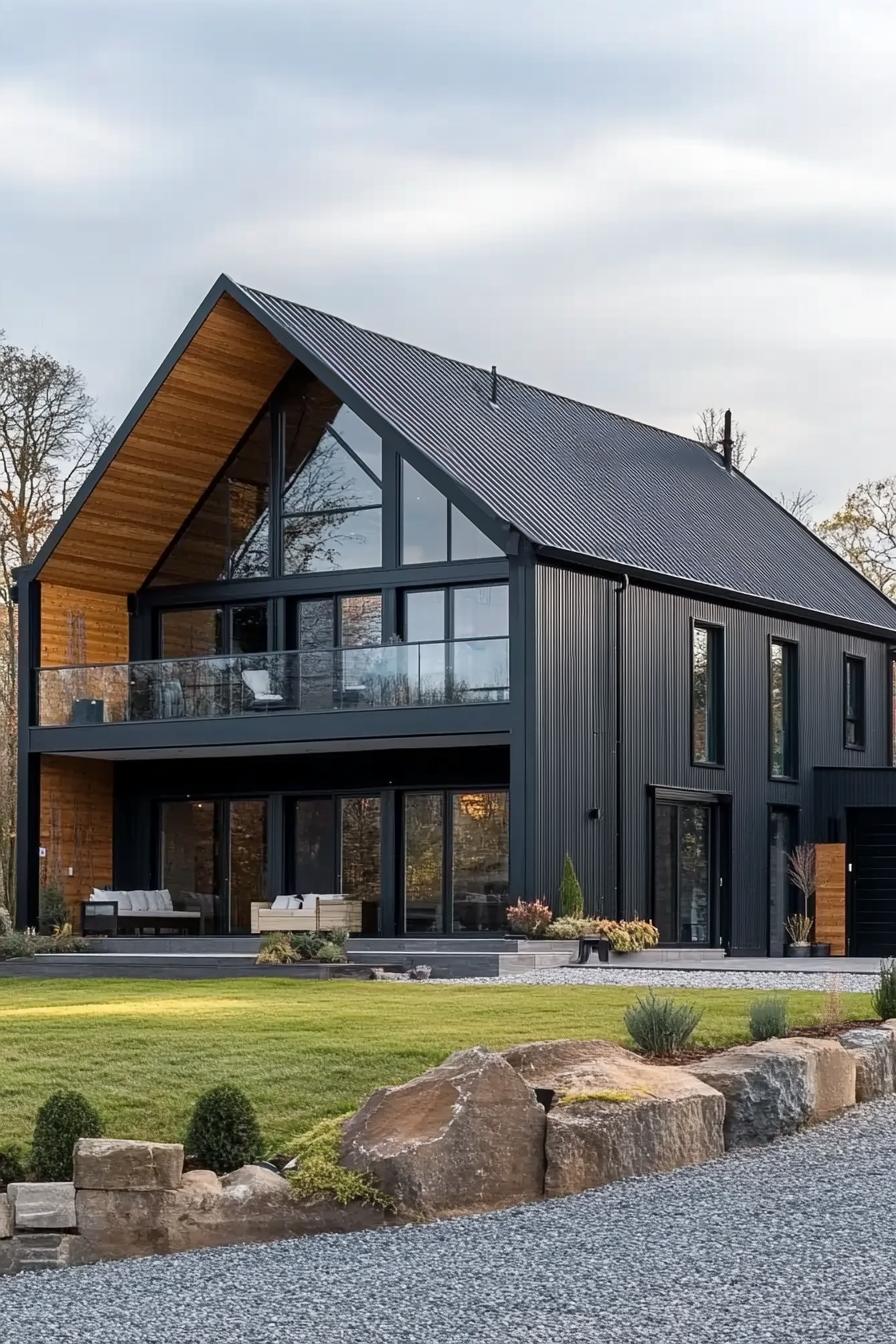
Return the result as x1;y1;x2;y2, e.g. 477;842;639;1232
531;560;894;953
530;564;615;910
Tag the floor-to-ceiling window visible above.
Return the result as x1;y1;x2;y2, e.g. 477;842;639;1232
401;788;509;934
291;794;382;929
768;807;798;954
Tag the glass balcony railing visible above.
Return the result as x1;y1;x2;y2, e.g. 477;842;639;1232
36;637;510;727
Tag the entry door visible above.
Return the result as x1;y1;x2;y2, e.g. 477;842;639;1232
849;809;896;956
653;799;716;946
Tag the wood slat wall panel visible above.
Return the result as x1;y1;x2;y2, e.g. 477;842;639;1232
40;585;129;667
815;842;847;955
39;757;114;919
40;296;293;593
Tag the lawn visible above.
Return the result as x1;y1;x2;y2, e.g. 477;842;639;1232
0;978;874;1151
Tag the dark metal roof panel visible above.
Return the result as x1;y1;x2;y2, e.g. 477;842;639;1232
236;282;896;633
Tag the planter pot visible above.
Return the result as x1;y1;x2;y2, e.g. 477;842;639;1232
596;937;611;964
784;944;812;958
810;942;832;958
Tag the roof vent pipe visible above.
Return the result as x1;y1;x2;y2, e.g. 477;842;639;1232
489;365;499;406
722;408;733;471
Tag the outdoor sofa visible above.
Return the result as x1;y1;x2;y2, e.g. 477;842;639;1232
250;894;363;935
81;889;208;936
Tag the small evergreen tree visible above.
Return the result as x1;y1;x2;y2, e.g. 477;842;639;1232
31;1090;103;1181
185;1085;263;1174
559;854;584;919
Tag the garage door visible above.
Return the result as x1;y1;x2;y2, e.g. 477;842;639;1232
849;809;896;956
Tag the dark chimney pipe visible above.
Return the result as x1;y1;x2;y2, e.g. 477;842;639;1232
722;408;733;471
489;365;498;405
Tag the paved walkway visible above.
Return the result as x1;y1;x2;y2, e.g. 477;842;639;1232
1;1098;894;1343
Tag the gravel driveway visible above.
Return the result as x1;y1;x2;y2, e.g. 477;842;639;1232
2;1097;894;1343
436;966;878;991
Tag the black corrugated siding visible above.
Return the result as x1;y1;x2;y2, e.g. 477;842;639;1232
530;561;893;954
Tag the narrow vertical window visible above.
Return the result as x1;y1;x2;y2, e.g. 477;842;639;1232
844;655;866;749
890;652;896;766
692;623;723;765
770;638;798;779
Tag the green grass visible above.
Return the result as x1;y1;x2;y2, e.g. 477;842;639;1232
0;978;874;1151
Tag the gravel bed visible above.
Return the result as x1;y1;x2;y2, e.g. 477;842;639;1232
2;1097;896;1342
433;966;878;991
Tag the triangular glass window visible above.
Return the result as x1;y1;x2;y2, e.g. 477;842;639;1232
281;383;383;575
400;458;501;564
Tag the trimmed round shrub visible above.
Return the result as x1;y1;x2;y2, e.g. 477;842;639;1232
185;1085;263;1174
623;991;703;1056
0;1145;27;1189
31;1090;103;1181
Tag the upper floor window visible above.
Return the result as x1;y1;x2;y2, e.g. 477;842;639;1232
691;622;724;765
282;398;382;574
401;460;501;565
890;652;896;766
844;654;866;750
769;637;798;779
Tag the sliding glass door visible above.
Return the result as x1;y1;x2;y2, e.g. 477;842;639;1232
291;794;382;925
159;798;267;934
402;789;509;934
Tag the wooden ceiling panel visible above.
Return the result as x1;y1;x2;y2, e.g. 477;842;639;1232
39;294;293;594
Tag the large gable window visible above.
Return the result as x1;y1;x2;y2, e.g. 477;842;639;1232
282;396;383;575
401;459;501;565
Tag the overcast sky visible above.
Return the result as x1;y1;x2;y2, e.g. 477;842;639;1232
1;0;894;514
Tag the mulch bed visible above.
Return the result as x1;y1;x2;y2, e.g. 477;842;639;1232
652;1020;883;1065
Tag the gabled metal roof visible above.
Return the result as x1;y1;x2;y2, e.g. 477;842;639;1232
235;280;896;634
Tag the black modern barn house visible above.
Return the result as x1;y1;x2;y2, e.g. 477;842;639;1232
14;275;896;956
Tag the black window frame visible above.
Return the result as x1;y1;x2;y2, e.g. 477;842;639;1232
768;636;799;782
843;653;866;751
889;650;896;767
690;619;725;768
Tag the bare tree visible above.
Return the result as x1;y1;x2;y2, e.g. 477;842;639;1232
693;407;757;474
0;333;109;911
816;477;896;599
776;488;817;526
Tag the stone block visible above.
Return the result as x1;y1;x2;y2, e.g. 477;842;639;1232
838;1028;895;1101
684;1046;814;1148
0;1195;11;1239
74;1138;184;1191
751;1038;855;1121
501;1038;725;1197
8;1183;77;1232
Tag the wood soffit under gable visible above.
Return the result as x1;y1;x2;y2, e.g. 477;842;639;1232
38;295;294;596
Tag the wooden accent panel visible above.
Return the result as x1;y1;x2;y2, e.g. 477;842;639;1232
40;295;294;594
815;843;847;955
39;757;114;920
40;584;129;667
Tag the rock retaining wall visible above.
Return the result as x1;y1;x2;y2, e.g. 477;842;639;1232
1;1028;890;1273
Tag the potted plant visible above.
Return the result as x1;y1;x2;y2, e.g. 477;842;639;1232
786;843;826;956
505;900;553;939
783;912;813;957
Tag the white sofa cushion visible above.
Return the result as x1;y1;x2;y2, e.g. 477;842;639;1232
128;890;149;912
115;891;132;913
271;895;292;911
157;889;174;911
303;893;344;904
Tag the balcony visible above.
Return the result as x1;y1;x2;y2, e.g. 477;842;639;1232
36;638;510;728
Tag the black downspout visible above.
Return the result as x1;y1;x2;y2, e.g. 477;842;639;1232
614;574;629;920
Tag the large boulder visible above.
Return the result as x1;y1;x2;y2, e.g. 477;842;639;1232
500;1038;724;1198
340;1046;546;1217
684;1046;814;1148
751;1038;855;1121
74;1138;184;1191
0;1194;10;1239
7;1183;77;1232
838;1029;895;1101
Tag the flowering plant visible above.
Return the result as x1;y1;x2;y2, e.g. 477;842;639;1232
506;900;553;938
